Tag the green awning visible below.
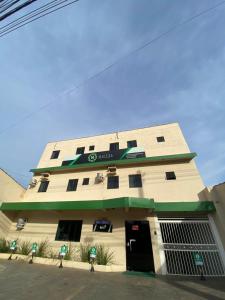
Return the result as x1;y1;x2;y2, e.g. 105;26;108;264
30;153;197;174
0;197;215;213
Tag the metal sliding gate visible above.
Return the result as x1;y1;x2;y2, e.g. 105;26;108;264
158;217;225;276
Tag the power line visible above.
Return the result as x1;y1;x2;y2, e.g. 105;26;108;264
0;1;225;135
0;0;76;34
0;0;62;31
0;0;38;21
0;0;20;14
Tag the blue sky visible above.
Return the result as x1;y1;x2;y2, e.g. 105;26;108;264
0;0;225;187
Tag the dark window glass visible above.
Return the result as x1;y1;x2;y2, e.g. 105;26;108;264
76;147;85;154
157;136;165;142
129;174;142;188
93;220;113;233
109;142;119;151
89;145;95;151
166;172;176;180
127;140;137;148
55;220;82;242
67;179;78;191
82;178;89;185
50;150;60;159
107;176;119;189
38;181;49;192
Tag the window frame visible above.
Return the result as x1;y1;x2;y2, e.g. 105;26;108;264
82;178;90;185
38;181;49;192
55;220;83;242
157;136;165;143
129;174;142;188
109;142;119;151
165;171;176;180
127;140;137;148
76;147;85;155
107;175;119;189
50;150;60;159
66;179;79;191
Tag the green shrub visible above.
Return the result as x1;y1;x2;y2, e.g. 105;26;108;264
79;243;91;262
36;239;50;258
18;240;32;255
64;243;74;260
0;237;10;253
95;244;114;266
79;243;114;265
48;250;58;260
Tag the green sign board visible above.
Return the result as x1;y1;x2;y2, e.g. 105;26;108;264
90;247;97;258
193;252;204;266
60;245;68;256
32;242;38;253
10;240;17;250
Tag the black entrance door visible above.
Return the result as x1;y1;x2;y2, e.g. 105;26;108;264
125;220;155;272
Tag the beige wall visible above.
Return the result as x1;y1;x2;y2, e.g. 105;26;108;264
37;123;190;169
0;169;25;203
199;183;225;251
5;209;160;269
0;169;25;236
23;160;204;203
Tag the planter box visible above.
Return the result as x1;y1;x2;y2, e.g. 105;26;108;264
0;253;126;272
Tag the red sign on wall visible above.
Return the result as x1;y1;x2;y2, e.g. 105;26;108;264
132;225;139;231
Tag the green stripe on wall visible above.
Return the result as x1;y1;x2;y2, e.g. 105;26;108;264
30;152;197;174
0;197;215;213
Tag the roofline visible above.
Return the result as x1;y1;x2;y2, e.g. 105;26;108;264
0;168;26;190
46;122;180;144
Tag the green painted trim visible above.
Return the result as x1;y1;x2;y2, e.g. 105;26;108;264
0;197;154;211
30;153;197;174
0;198;215;213
154;201;216;212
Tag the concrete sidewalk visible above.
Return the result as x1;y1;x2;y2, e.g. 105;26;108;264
0;259;225;300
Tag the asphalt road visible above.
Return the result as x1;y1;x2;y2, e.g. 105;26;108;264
0;259;225;300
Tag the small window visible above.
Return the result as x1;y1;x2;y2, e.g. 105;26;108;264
166;171;176;180
93;220;113;232
127;140;137;148
89;145;95;151
129;174;142;188
109;142;119;151
55;220;82;242
38;181;49;192
107;176;119;189
76;147;85;154
157;136;165;142
67;179;78;191
50;150;60;159
82;178;89;185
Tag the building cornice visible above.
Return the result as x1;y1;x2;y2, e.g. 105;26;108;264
0;197;215;213
30;152;197;174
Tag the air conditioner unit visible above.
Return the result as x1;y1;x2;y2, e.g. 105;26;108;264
107;166;117;175
16;218;27;230
96;173;104;183
40;173;50;181
29;178;37;188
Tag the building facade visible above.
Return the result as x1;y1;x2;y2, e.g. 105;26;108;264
0;168;25;236
1;123;225;275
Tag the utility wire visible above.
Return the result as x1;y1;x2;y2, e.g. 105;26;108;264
0;0;38;21
0;0;61;30
0;0;20;14
0;1;225;135
0;0;79;36
0;0;73;33
0;0;17;9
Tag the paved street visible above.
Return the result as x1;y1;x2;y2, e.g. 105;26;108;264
0;259;225;300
